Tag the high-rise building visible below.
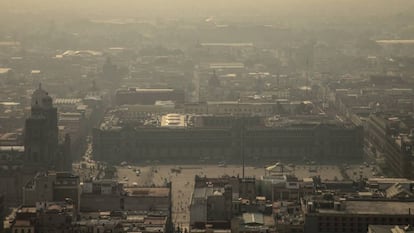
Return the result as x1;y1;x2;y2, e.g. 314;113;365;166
24;84;71;171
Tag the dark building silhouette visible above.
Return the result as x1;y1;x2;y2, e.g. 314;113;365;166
0;194;4;230
366;114;414;178
0;85;71;206
102;57;118;80
93;116;363;164
206;70;225;101
24;84;71;171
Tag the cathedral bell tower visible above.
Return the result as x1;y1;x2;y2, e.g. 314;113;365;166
24;84;59;170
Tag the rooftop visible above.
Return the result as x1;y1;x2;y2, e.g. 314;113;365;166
193;187;225;199
54;98;82;105
200;42;253;47
14;220;32;227
242;213;264;225
117;88;175;94
319;201;414;215
376;40;414;45
17;206;36;214
60;50;103;57
0;41;20;46
209;63;245;69
0;68;11;74
161;114;186;128
124;187;170;197
368;178;414;184
369;225;414;233
0;102;20;106
0;146;24;152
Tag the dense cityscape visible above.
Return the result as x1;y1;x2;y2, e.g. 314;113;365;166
2;1;414;233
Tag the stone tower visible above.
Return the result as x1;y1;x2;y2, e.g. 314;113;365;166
24;84;59;170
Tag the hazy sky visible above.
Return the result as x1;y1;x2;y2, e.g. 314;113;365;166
2;0;414;19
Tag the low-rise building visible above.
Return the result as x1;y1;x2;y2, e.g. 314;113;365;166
7;201;75;233
75;210;171;233
303;196;414;233
368;225;414;233
79;180;172;231
93;115;363;164
23;172;80;212
115;88;185;105
366;114;414;178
